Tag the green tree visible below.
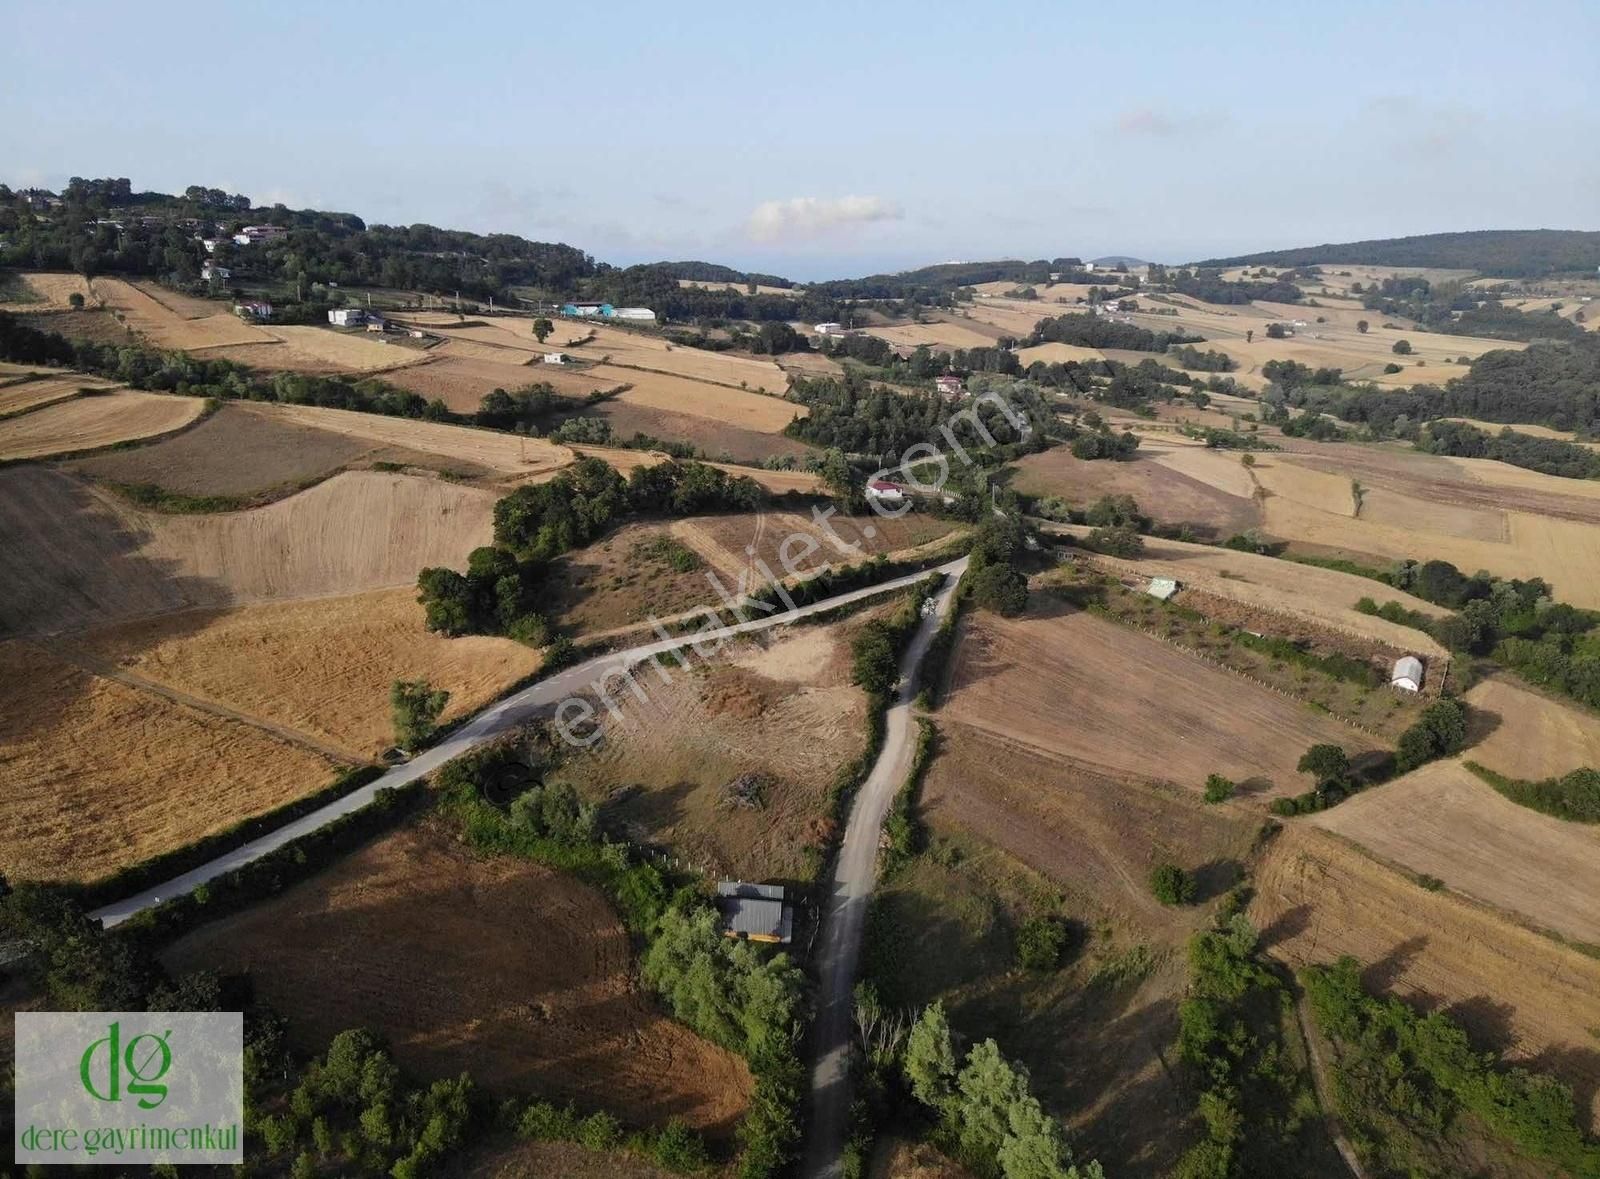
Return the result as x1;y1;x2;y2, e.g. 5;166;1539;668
1297;743;1349;786
999;1093;1101;1179
1150;862;1197;906
391;679;449;748
1356;319;1369;333
1392;338;1413;355
1203;774;1235;804
68;291;86;310
532;316;553;342
954;1039;1031;1163
904;1002;959;1110
1015;917;1068;970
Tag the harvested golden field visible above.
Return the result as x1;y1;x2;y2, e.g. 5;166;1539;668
565;324;788;392
1251;823;1600;1125
1310;758;1600;945
707;461;823;495
0;639;337;883
1442;417;1600;446
197;328;429;374
0;271;98;311
381;353;605;412
92;277;275;349
1014;341;1109;367
670;509;959;587
0;468;497;637
81;588;541;758
0;374;113;417
1463;676;1600;778
593;365;804;433
1011;438;1259;540
164;822;751;1133
0;390;204;460
561;621;871;881
944;605;1380;799
776;350;844;378
250;401;574;475
1241;450;1600;608
1057;529;1450;657
960;299;1056;338
861;318;1002;351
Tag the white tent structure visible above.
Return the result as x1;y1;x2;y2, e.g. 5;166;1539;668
1391;655;1425;692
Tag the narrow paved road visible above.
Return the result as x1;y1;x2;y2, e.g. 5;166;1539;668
803;561;967;1179
92;559;965;928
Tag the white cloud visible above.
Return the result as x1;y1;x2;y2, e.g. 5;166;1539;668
745;195;903;242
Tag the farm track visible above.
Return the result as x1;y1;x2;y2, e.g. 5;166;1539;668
42;639;369;765
90;558;968;927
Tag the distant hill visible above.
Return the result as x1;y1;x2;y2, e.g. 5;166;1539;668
1194;230;1600;278
637;261;796;289
1091;255;1148;268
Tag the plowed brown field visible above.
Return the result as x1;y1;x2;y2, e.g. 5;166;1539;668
163;822;752;1133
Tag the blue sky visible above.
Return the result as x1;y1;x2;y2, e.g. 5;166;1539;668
4;1;1596;279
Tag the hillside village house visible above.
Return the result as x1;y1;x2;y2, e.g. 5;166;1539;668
542;352;567;365
814;322;846;337
235;301;272;321
328;308;368;327
562;300;613;318
865;479;907;505
934;375;964;398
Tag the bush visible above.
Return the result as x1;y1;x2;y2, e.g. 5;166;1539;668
1202;774;1236;804
1150;862;1197;906
1392;339;1412;355
391;679;449;748
1085;524;1144;557
1015;916;1069;971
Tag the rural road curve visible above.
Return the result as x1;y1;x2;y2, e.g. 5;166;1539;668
91;558;966;929
802;560;967;1179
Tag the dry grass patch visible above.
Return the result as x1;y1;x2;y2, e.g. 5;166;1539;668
1463;676;1600;779
0;639;337;883
559;620;871;881
669;510;959;587
0;390;204;461
0;272;98;311
80;588;541;758
1251;823;1600;1126
943;604;1380;799
593;396;815;463
566;324;788;392
163;821;751;1133
0;375;114;417
1309;757;1600;945
862;318;1002;351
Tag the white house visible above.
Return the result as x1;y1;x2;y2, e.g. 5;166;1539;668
542;352;567;365
814;322;846;336
612;307;656;321
328;308;367;327
201;262;230;282
1391;655;1425;693
865;479;907;505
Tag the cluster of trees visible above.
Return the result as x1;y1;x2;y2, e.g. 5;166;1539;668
642;906;807;1177
902;1003;1103;1178
1303;955;1600;1175
1167;268;1303;305
418;457;763;641
1194;229;1600;278
1419;419;1600;479
786;372;1055;468
1069;427;1140;460
1278;699;1468;816
254;1029;475;1179
966;516;1032;616
1025;312;1202;353
1261;358;1342;390
1465;761;1600;824
1167;344;1237;372
1150;862;1197;906
851;589;933;698
1171;917;1329;1178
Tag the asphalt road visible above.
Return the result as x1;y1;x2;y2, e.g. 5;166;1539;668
91;559;966;928
802;559;967;1179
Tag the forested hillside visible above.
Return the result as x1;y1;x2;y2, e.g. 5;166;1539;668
1195;229;1600;277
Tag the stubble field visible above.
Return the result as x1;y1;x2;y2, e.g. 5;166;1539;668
0;374;116;417
91;277;276;349
0;390;206;460
0;639;338;883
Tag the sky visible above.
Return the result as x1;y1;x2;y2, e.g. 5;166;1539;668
4;1;1597;280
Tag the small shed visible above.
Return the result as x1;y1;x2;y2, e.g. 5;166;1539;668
1146;577;1179;601
562;301;613;318
1391;655;1425;693
716;881;792;944
542;352;567;365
